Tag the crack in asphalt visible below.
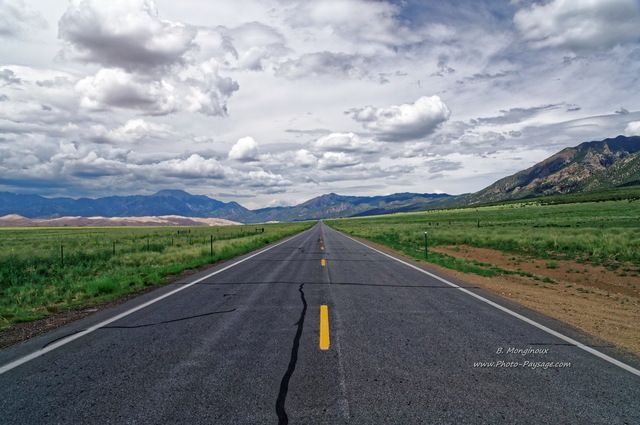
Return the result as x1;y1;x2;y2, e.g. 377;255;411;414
100;308;236;329
41;308;236;348
275;283;307;425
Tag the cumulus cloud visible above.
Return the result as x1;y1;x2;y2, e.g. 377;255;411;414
227;22;288;71
294;149;318;167
624;121;640;136
0;141;292;194
244;169;291;189
228;136;260;162
149;154;229;179
75;68;178;114
514;0;640;51
138;154;291;191
349;96;451;142
75;66;238;116
318;152;361;169
90;119;173;144
58;0;197;72
312;132;380;153
176;60;239;115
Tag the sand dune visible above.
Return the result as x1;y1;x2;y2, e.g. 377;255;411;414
0;215;241;227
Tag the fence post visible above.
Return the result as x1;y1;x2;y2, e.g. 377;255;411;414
424;232;428;260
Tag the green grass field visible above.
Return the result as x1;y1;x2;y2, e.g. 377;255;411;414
326;195;640;277
0;222;314;329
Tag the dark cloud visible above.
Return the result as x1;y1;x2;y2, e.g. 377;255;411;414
276;52;373;80
58;0;197;72
431;55;456;77
426;158;463;173
0;69;22;85
473;104;563;125
463;70;513;84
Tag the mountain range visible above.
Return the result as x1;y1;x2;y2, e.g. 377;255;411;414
1;135;638;224
0;189;450;223
458;135;640;205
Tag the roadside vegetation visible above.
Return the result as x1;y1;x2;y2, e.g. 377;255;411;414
326;189;640;355
326;189;640;276
0;222;314;329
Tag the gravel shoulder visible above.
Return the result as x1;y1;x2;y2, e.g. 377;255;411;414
351;236;640;361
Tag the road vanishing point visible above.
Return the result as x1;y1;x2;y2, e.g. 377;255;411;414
1;222;638;424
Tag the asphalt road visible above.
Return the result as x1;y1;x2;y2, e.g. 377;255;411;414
1;222;639;424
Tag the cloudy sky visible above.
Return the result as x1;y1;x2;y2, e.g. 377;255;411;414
1;0;639;208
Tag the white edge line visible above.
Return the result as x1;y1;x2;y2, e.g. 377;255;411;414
344;232;640;378
0;228;311;376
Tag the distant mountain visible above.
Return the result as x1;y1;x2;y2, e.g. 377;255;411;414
5;135;635;223
462;135;640;205
0;190;452;223
0;190;250;220
249;192;451;222
0;214;240;227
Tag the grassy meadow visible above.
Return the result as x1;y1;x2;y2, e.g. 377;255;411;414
0;222;314;329
325;193;640;278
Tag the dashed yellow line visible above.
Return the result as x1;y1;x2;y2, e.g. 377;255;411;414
321;259;326;266
320;305;330;350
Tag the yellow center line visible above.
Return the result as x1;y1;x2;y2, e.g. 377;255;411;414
321;246;325;250
321;259;326;266
320;305;330;350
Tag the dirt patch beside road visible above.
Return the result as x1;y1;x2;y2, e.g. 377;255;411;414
431;245;640;357
354;237;640;358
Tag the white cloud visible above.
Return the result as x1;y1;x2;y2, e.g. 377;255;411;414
514;0;640;51
75;66;238;116
624;121;640;136
228;136;260;161
349;96;452;142
294;149;318;167
75;68;179;115
0;0;47;39
286;0;417;49
318;151;361;169
90;119;173;144
245;169;291;189
312;132;379;153
2;0;640;204
227;22;288;71
149;154;230;179
276;52;371;80
58;0;197;72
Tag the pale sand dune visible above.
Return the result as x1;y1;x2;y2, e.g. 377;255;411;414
0;215;241;227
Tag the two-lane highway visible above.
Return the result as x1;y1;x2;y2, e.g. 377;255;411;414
1;222;638;424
